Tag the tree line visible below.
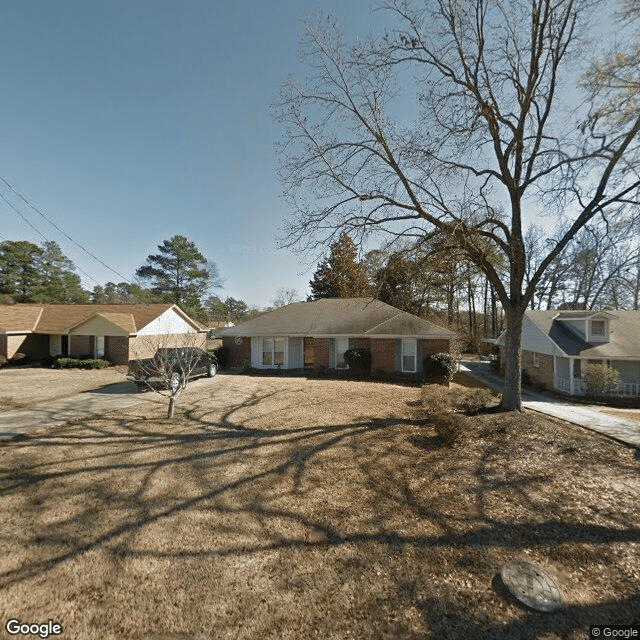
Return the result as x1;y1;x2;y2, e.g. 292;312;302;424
275;0;640;410
0;235;252;324
308;221;640;353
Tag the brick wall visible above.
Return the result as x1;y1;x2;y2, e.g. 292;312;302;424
222;336;251;369
423;339;451;358
106;337;129;365
128;333;206;361
69;335;91;358
522;350;554;390
6;334;27;359
4;334;48;360
370;339;397;373
313;338;330;370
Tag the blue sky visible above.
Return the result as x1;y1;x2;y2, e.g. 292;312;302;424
0;0;384;307
0;2;619;308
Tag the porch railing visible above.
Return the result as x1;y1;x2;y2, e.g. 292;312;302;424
556;377;640;397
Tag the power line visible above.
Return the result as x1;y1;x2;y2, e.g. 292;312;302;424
0;188;102;287
0;176;132;284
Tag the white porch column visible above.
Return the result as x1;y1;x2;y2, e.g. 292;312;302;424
569;357;574;395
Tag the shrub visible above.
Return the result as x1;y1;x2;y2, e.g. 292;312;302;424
420;384;451;414
55;358;110;369
585;363;621;396
461;387;497;414
521;369;532;386
211;346;228;369
431;412;467;446
424;353;457;383
344;348;372;376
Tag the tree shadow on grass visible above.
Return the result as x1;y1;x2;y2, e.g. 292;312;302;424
1;384;639;637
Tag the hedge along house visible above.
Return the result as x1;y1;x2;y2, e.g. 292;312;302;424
216;297;456;378
0;303;206;365
498;309;640;397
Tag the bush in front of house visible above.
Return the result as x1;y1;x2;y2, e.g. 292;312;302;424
211;346;228;369
585;363;620;396
54;358;111;369
423;353;457;383
344;348;372;376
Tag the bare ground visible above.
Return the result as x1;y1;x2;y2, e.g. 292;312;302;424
0;373;638;639
0;367;128;411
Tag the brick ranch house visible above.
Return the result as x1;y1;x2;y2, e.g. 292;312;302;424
0;303;206;365
216;297;455;378
498;309;640;397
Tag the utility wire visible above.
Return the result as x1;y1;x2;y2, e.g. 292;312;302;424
0;176;132;283
0;189;102;287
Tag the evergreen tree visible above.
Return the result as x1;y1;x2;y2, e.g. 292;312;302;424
35;241;88;302
224;297;248;320
309;233;370;299
373;252;416;313
0;240;43;301
135;235;220;320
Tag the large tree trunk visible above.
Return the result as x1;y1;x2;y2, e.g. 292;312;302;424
167;396;176;418
500;306;525;411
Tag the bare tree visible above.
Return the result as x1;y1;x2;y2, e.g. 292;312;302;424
271;287;301;308
275;0;640;410
127;333;213;418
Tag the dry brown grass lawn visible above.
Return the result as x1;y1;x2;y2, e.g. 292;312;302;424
0;366;128;411
0;373;639;639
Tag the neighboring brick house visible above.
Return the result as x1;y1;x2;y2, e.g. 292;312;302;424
497;310;640;397
0;303;206;365
216;297;455;378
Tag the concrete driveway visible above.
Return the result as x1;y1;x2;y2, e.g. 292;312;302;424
461;360;640;448
0;377;216;439
0;381;147;438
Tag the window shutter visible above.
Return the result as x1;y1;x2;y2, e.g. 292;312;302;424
348;337;355;349
395;339;401;371
417;339;424;372
329;338;335;368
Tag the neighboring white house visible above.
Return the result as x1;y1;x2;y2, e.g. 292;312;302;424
497;310;640;396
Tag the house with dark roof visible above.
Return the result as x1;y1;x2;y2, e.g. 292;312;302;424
216;297;455;377
499;310;640;396
0;303;206;365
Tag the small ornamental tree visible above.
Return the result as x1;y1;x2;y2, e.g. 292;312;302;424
585;363;621;397
424;353;457;384
128;333;210;418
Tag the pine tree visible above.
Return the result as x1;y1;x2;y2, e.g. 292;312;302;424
35;241;88;302
136;235;219;320
309;233;370;299
0;240;43;301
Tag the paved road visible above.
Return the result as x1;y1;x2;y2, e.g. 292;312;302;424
461;360;640;448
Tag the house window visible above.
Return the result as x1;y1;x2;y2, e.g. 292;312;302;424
533;352;540;368
591;320;606;337
401;339;417;373
262;338;285;367
335;338;349;369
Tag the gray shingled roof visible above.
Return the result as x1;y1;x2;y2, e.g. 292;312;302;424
527;310;640;358
216;298;455;339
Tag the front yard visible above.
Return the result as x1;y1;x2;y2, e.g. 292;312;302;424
1;374;638;639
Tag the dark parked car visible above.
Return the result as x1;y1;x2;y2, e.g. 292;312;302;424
127;347;218;391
